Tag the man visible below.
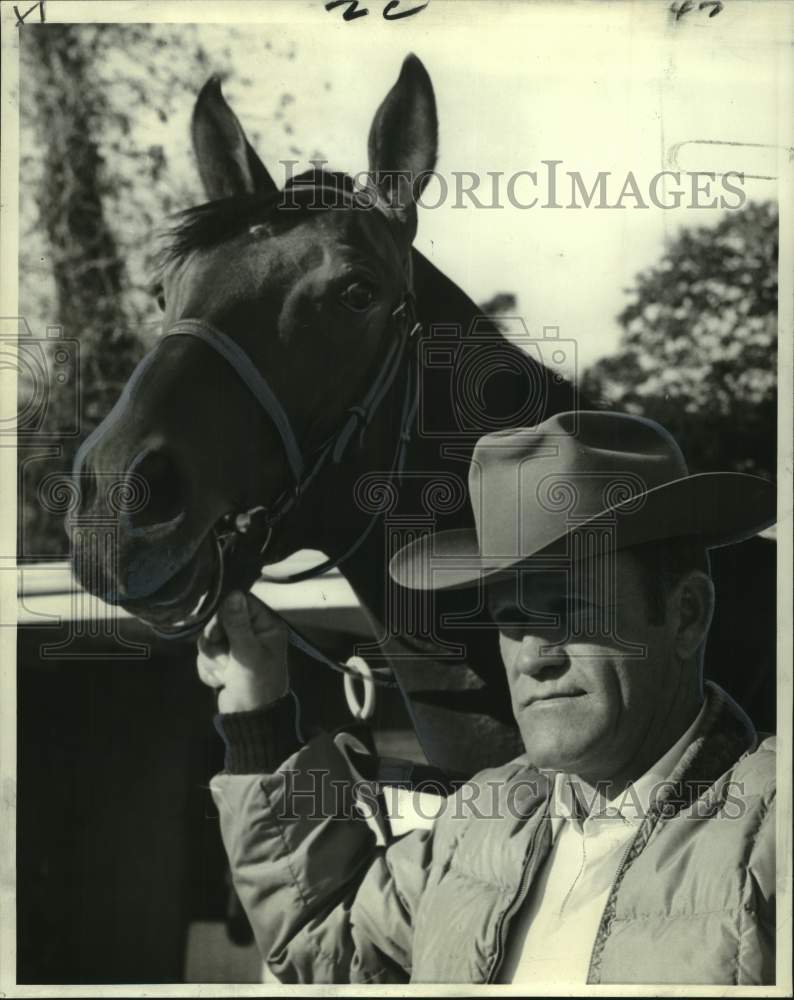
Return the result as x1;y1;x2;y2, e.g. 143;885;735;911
198;411;776;985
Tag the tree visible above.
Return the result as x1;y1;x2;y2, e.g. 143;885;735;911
19;25;140;557
582;201;777;480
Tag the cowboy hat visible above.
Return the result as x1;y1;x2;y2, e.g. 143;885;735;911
388;411;776;591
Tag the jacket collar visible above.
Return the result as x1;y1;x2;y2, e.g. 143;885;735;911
648;680;758;816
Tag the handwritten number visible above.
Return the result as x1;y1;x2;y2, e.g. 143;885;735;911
14;0;45;26
671;0;724;19
383;0;429;19
325;0;429;21
325;0;369;20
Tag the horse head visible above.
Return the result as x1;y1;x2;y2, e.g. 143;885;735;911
69;55;438;633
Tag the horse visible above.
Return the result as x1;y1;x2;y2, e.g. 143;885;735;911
68;54;775;780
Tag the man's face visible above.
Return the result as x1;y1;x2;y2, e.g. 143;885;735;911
488;549;682;782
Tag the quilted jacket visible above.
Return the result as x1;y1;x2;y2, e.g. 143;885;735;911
210;681;776;984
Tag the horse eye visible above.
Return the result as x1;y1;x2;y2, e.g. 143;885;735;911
152;285;166;312
339;280;375;312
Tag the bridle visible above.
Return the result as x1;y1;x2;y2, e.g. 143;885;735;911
147;180;420;689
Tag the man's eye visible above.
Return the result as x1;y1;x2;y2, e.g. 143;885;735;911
339;280;376;312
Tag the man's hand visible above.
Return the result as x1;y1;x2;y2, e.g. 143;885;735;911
196;591;290;714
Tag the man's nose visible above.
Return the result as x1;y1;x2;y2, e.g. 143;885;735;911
512;633;568;677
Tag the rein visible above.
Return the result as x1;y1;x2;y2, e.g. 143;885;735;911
148;181;420;690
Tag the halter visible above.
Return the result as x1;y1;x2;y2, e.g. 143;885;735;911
148;180;420;689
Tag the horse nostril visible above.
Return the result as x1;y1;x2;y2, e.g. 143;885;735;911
128;447;186;529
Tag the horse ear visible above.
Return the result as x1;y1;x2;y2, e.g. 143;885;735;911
367;54;438;224
191;76;277;200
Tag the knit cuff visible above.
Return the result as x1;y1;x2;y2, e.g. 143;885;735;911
213;691;303;774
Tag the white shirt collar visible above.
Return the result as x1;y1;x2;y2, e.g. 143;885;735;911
547;699;708;834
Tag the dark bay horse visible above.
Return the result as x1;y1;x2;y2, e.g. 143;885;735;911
68;55;775;777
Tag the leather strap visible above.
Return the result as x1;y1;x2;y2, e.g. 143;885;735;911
165;319;305;485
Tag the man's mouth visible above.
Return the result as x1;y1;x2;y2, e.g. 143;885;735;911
524;690;586;708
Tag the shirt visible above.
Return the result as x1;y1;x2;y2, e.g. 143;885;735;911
498;701;708;984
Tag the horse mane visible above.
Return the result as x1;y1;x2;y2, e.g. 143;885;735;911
151;170;359;282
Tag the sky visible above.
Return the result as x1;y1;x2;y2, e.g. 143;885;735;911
154;0;793;370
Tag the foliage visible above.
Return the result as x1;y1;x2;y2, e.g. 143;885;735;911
582;202;778;479
20;25;137;557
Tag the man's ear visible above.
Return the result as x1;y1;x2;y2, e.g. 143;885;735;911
671;571;715;659
367;54;438;236
191;76;277;201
